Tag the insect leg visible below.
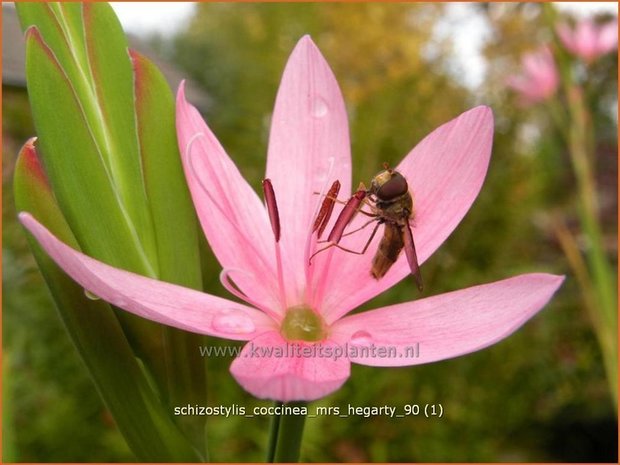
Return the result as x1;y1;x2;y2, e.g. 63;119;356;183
312;193;348;204
316;216;378;244
310;220;381;262
336;220;382;255
341;217;379;238
309;189;366;264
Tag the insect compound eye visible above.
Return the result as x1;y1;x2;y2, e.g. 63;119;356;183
376;171;408;201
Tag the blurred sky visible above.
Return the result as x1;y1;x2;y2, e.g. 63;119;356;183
110;2;617;89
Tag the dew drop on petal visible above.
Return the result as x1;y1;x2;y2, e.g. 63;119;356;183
350;330;373;346
311;97;329;118
84;290;101;301
113;297;128;307
212;309;256;335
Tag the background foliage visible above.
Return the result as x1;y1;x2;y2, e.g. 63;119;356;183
3;3;617;462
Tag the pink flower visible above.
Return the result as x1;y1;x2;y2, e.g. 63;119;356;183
507;46;559;105
557;19;618;63
20;36;564;402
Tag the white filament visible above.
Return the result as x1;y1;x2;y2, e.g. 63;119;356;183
185;133;283;308
219;268;280;321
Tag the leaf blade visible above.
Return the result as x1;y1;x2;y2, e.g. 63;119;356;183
13;140;202;462
82;3;158;268
24;26;153;274
132;50;209;454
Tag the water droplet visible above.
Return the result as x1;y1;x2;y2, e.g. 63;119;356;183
212;309;256;335
84;290;101;301
113;297;128;308
350;330;373;346
311;97;328;118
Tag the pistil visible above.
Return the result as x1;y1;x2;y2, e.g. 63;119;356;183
280;305;327;342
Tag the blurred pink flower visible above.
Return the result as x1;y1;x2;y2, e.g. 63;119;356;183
20;36;564;402
557;19;618;63
507;46;559;105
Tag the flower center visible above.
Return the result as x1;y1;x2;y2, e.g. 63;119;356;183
280;305;327;342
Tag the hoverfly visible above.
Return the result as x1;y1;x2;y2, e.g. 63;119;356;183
312;165;422;291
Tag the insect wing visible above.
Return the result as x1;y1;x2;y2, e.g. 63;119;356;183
403;221;423;291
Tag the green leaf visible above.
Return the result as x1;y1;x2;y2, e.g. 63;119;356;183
82;4;158;266
2;354;18;462
16;4;87;85
17;4;212;456
24;26;153;275
130;52;202;289
13;140;202;462
132;49;209;455
17;3;158;275
23;28;177;395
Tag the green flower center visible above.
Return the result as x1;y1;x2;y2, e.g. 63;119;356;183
280;306;327;342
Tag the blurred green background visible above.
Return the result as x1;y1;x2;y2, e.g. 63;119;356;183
3;3;617;462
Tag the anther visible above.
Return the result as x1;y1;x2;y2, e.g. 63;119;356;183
312;180;340;239
327;189;366;243
262;178;287;308
262;178;281;242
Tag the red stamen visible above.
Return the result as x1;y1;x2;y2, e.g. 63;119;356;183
313;180;341;239
327;189;366;243
262;178;281;242
262;178;287;308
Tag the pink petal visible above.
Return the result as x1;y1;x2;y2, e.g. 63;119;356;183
506;47;558;106
557;23;578;54
265;35;352;305
506;75;543;105
506;75;530;94
597;21;618;55
558;20;618;62
230;331;350;401
20;213;276;340
331;273;564;367
576;20;599;59
320;107;494;322
176;84;282;314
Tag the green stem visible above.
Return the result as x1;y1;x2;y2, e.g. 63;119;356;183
543;3;618;409
266;403;283;462
566;88;618;408
552;218;617;406
567;87;616;316
267;401;307;463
